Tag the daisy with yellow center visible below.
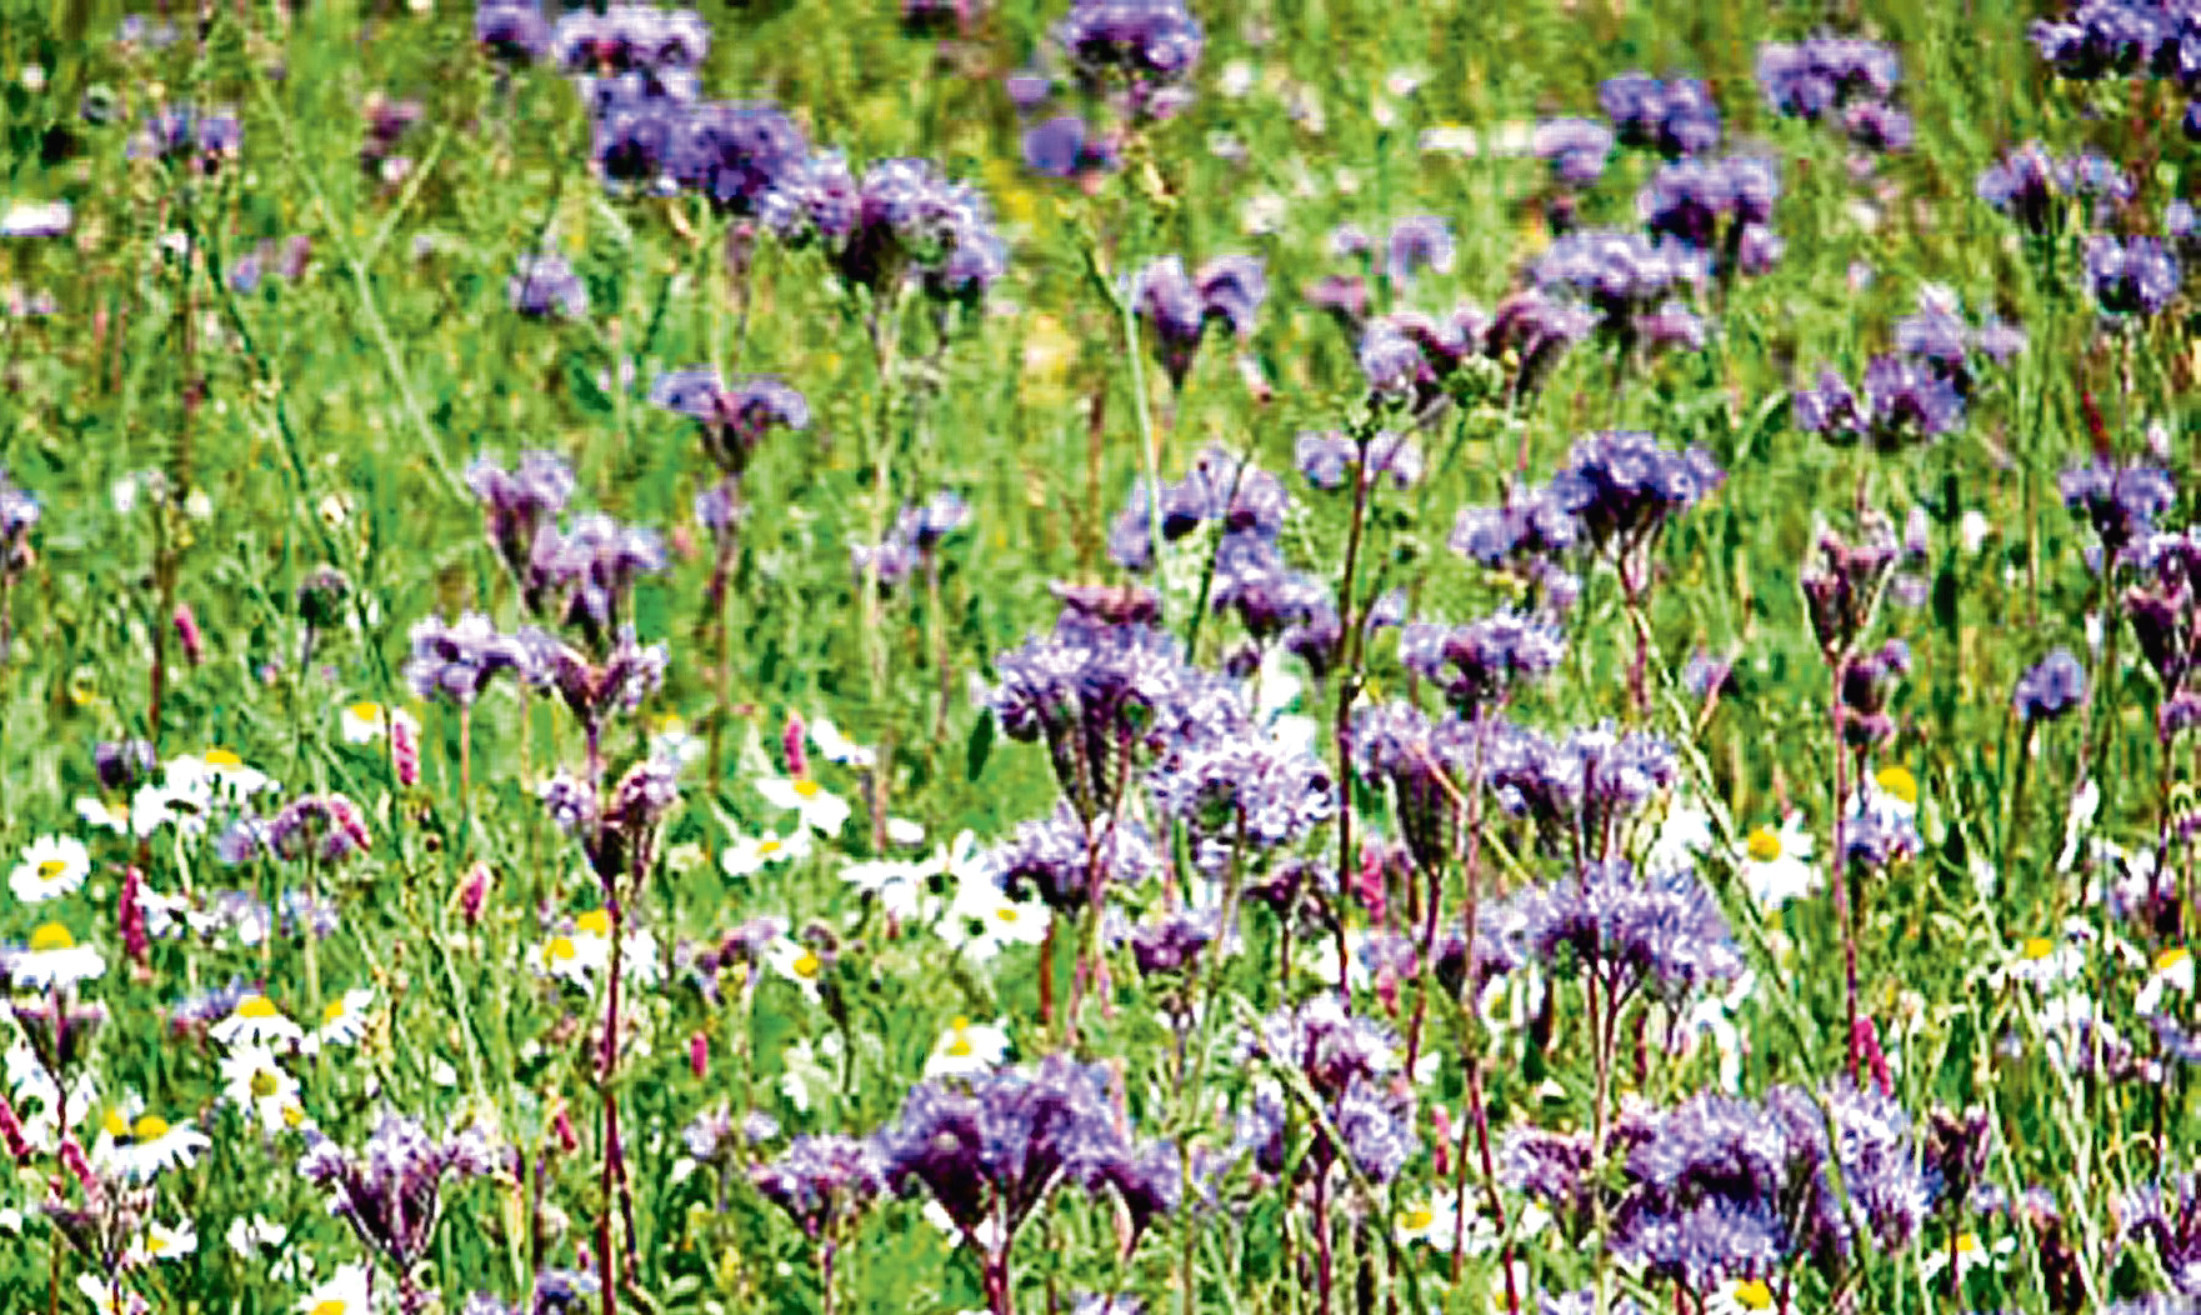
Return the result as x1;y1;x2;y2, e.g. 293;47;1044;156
210;994;307;1048
1873;764;1919;809
755;773;851;836
295;1263;374;1315
1919;1229;2015;1283
1735;812;1817;910
649;714;704;768
923;1016;1010;1078
1395;1195;1460;1249
2139;945;2196;1016
765;935;828;1002
219;1043;307;1136
338;701;420;746
938;872;1051;961
1704;1278;1777;1315
306;987;376;1053
75;1276;150;1315
10;922;106;990
75;795;133;835
720;825;812;879
126;1219;197;1266
2005;930;2085;988
95;1102;211;1181
535;916;611;987
9;834;91;905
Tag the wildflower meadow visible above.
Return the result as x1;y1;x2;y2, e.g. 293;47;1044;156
7;0;2201;1312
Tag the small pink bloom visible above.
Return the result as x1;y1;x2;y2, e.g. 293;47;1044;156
782;712;808;780
688;1032;708;1080
459;863;491;926
119;866;149;969
173;603;204;665
392;712;420;788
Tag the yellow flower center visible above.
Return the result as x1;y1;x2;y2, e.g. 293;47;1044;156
793;779;821;799
323;999;350;1025
282;1103;305;1128
576;910;612;937
1733;1279;1774;1310
996;907;1020;923
310;1302;348;1315
1955;1231;1980;1255
237;995;279;1019
28;923;74;952
947;1036;974;1057
547;936;577;963
1745;828;1782;863
147;1233;170;1254
103;1109;130;1138
1402;1207;1434;1231
105;802;128;823
37;859;67;881
758;838;782;855
1874;765;1918;805
68;675;98;707
2157;947;2192;974
348;702;383;723
205;749;243;769
2022;937;2055;962
133;1115;169;1140
792;951;821;979
249;1070;280;1099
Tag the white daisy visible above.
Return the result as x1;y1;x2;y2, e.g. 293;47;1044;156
1395;1195;1459;1250
1868;764;1919;818
219;1044;307;1136
924;1017;1010;1078
756;775;851;836
127;1219;197;1266
225;1215;288;1259
75;796;133;835
10;834;92;904
338;701;419;746
2004;932;2086;989
840;857;937;923
809;718;877;769
884;816;926;847
720;827;812;878
764;935;828;1003
6;922;106;990
2138;946;2195;1017
535;912;613;987
296;1263;376;1315
1703;1278;1781;1315
76;1276;150;1315
1737;813;1817;910
95;1107;211;1181
308;988;376;1052
937;874;1050;961
1917;1230;2015;1284
186;748;280;801
1644;793;1714;879
210;995;307;1048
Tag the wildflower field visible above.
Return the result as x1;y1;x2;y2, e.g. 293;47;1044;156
11;0;2201;1311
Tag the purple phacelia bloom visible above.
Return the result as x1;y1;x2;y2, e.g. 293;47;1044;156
1534;117;1614;186
672;101;809;215
537;513;666;642
769;154;1006;304
525;625;668;734
1147;719;1336;873
1023;115;1118;179
2015;648;2088;723
508;254;590;319
2030;4;2173;81
2115;1174;2201;1298
877;1054;1165;1244
265;794;373;865
1385;215;1455;285
129;105;242;168
1131;254;1266;388
1534;230;1707;342
1484;722;1678;844
1634;156;1779;258
987;605;1196;810
1638;300;1706;351
1400;611;1566;718
751;1135;887;1239
1053;0;1205;122
1128;907;1217;977
1449;486;1581;570
1548;428;1724;552
984;803;1159;913
298;1116;497;1274
1598;72;1722;158
1755;37;1901;120
94;739;156;792
467;449;576;601
1978;142;2133;233
1837;639;1910;747
405;612;531;706
1796;355;1966;451
1357;321;1430;400
1294;429;1423;492
2086;234;2181;317
1485;858;1739;999
552;4;709;76
475;0;551;62
2061;459;2176;562
650;370;810;477
1841;100;1914;152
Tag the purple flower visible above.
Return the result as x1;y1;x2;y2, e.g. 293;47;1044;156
405;613;530;706
1534;230;1706;330
987;605;1197;810
751;1136;886;1239
2086;234;2182;317
1534;117;1614;186
1294;430;1423;492
1492;858;1740;1001
1755;38;1901;120
509;255;590;319
1147;719;1336;872
1023;115;1117;178
984;804;1160;913
94;740;156;792
266;794;373;865
299;1116;497;1274
474;0;550;62
1399;611;1566;717
1053;0;1205;121
525;625;667;735
1978;142;2133;233
1548;428;1725;552
672;100;808;214
1634;156;1779;261
129;105;241;168
1385;215;1455;285
1128;907;1217;977
2062;459;2176;563
650;370;810;476
1598;72;1721;158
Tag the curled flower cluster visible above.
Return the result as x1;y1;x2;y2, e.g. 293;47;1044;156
1756;36;1911;151
1598;72;1722;158
1976;141;2133;234
299;1116;497;1277
1129;254;1267;390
